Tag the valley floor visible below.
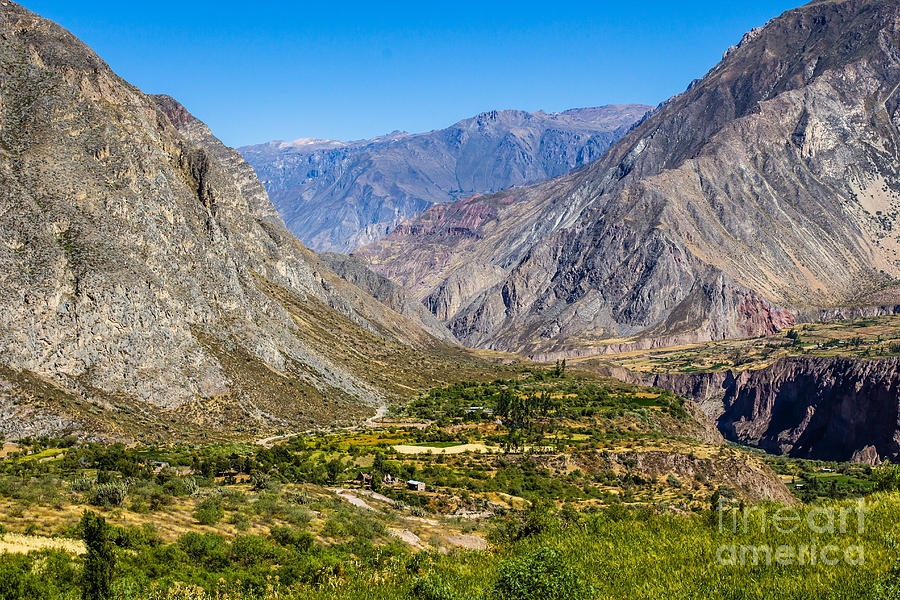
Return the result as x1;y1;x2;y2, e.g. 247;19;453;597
2;337;899;599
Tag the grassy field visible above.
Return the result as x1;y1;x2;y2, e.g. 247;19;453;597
4;494;900;599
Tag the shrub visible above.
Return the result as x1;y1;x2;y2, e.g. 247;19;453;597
277;553;345;587
873;465;900;492
129;481;172;513
321;509;386;540
220;489;246;509
252;493;282;520
229;535;279;567
284;505;313;526
90;481;128;507
493;547;590;600
229;511;251;531
109;523;159;550
0;552;66;600
193;497;224;526
250;471;270;491
163;477;198;497
177;532;229;571
488;500;556;545
270;526;314;552
412;574;462;600
70;476;93;492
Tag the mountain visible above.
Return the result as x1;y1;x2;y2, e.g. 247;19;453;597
0;2;488;443
239;105;650;252
360;0;900;357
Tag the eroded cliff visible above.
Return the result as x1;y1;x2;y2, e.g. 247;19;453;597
604;357;900;463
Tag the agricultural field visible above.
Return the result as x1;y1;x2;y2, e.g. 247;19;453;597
585;315;900;374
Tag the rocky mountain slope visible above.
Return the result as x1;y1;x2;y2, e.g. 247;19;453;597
0;2;490;442
317;253;457;344
360;0;900;357
599;357;900;464
239;105;649;252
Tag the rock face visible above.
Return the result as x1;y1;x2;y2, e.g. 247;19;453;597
239;106;650;252
361;0;900;356
317;252;457;344
601;357;900;463
0;2;462;441
707;357;900;463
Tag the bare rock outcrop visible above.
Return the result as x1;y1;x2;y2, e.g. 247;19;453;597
317;252;457;343
602;357;900;463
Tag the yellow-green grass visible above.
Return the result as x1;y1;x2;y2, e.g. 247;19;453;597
122;493;900;600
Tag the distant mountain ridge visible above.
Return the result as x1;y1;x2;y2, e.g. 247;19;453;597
239;105;650;252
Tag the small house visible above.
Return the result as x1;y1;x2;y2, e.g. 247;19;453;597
407;479;426;492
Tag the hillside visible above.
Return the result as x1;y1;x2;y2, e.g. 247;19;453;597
0;2;500;443
360;0;900;357
239;105;649;252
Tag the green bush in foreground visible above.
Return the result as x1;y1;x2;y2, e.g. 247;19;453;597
80;511;115;600
492;547;590;600
6;495;900;600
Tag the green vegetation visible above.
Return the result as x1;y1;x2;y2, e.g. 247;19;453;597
764;454;879;502
80;512;114;600
2;493;900;599
2;366;898;599
405;370;688;439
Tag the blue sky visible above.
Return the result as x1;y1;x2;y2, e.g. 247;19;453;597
25;1;801;147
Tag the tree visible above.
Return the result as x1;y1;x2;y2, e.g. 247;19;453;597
873;464;900;492
80;511;114;600
373;452;386;473
325;457;343;484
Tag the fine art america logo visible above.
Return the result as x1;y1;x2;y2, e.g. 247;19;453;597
716;499;867;567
